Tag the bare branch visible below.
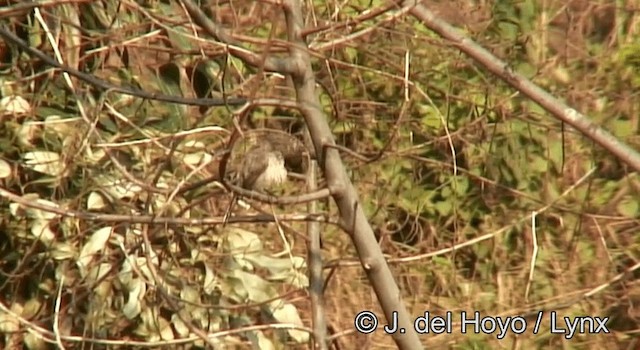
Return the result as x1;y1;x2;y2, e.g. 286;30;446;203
0;27;246;107
281;0;423;348
0;187;332;226
404;0;640;173
180;0;296;74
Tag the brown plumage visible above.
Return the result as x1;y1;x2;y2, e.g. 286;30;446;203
240;143;287;191
238;129;310;173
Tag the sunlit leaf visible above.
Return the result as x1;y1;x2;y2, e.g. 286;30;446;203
225;228;263;269
245;255;308;287
50;242;77;260
123;278;145;319
230;270;275;303
30;220;56;245
87;191;108;210
203;263;219;295
0;159;11;178
255;331;276;350
0;95;31;115
0;302;22;333
24;332;47;350
77;226;113;273
269;301;309;343
10;195;55;219
23;151;66;177
171;313;190;337
96;175;143;200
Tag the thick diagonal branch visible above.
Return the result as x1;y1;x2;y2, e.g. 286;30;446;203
404;0;640;173
281;1;423;349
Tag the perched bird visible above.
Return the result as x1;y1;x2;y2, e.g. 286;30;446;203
240;142;288;191
222;134;292;225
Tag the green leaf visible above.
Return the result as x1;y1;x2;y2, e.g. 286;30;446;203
617;198;639;217
451;176;469;196
434;200;452;216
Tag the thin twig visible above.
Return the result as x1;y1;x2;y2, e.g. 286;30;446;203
0;27;246;107
0;186;333;225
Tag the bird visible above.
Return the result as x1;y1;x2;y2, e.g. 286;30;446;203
240;142;288;191
222;134;292;226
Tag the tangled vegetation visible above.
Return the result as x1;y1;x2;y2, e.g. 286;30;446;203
1;0;639;349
